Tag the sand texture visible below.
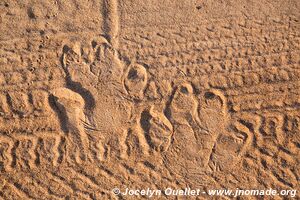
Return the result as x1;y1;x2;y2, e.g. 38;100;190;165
0;0;299;199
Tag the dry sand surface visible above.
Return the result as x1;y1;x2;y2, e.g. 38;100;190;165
0;0;299;199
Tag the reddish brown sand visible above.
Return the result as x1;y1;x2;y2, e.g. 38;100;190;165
0;0;299;199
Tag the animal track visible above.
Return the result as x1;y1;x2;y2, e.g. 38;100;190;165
163;85;251;178
140;106;173;152
51;87;89;163
124;63;148;100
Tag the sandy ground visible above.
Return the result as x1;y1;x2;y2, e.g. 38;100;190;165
0;0;299;199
